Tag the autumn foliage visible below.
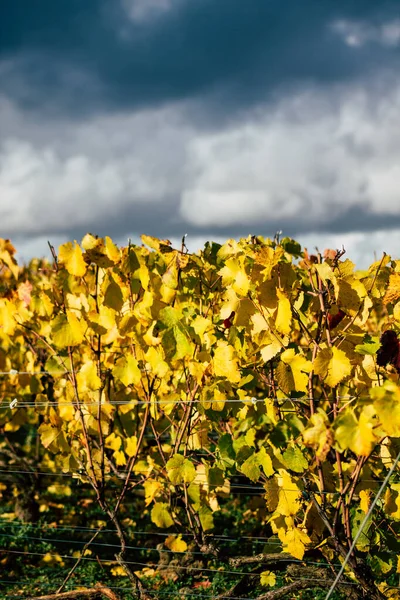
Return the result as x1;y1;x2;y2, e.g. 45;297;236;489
0;234;400;599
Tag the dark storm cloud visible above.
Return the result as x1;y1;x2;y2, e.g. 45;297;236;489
1;0;399;119
30;200;400;245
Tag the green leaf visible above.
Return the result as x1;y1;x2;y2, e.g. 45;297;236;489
166;454;196;485
208;466;225;488
355;336;380;356
282;445;308;473
198;505;214;531
159;306;181;328
217;434;235;469
162;326;192;361
351;507;372;551
280;237;302;256
240;447;274;482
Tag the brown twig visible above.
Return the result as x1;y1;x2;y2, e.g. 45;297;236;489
26;582;121;600
56;528;104;594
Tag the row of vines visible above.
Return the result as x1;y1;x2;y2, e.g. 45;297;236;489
0;233;400;600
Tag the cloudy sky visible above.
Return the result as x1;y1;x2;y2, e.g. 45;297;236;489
1;0;400;268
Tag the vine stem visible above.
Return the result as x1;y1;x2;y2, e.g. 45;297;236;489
324;448;400;600
56;528;103;593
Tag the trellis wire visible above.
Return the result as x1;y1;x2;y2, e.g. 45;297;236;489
1;532;342;565
0;395;369;408
0;548;302;577
0;520;284;544
0;466;396;489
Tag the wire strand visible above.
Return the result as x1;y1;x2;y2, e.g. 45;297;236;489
0;520;285;544
0;466;396;489
0;394;370;408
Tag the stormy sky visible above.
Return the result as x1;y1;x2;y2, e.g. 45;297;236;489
1;0;400;267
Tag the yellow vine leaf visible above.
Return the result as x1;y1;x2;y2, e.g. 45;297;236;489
192;315;213;337
112;355;141;387
113;450;127;466
220;287;240;320
111;566;127;577
141;234;171;251
384;484;400;520
0;238;19;278
212;341;241;382
151;502;174;528
218;258;250;297
240;447;274;482
76;361;101;393
143;479;163;506
315;262;336;285
260;338;282;363
87;305;117;338
165;535;187;553
360;490;371;514
166;454;196;485
253;245;284;279
0;299;17;335
280;349;312;392
133;290;153;326
102;274;124;312
143;322;162;347
371;382;400;437
58;241;87;277
335;406;377;456
81;233;102;250
105;432;122;451
31;291;54;317
145;347;169;378
51;311;85;347
252;312;269;334
105;236;120;263
313;347;352;388
217;238;242;258
40;552;65;567
281;527;311;560
383;273;400;305
38;424;64;449
260;571;276;587
276;470;301;517
275;289;292;335
302;412;333;461
162;253;179;290
125;435;138;458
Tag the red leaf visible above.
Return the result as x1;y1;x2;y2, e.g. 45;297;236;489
223;311;235;329
193;581;212;589
327;309;345;330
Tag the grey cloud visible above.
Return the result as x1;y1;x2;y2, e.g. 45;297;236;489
1;0;400;121
2;75;400;250
331;18;400;48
